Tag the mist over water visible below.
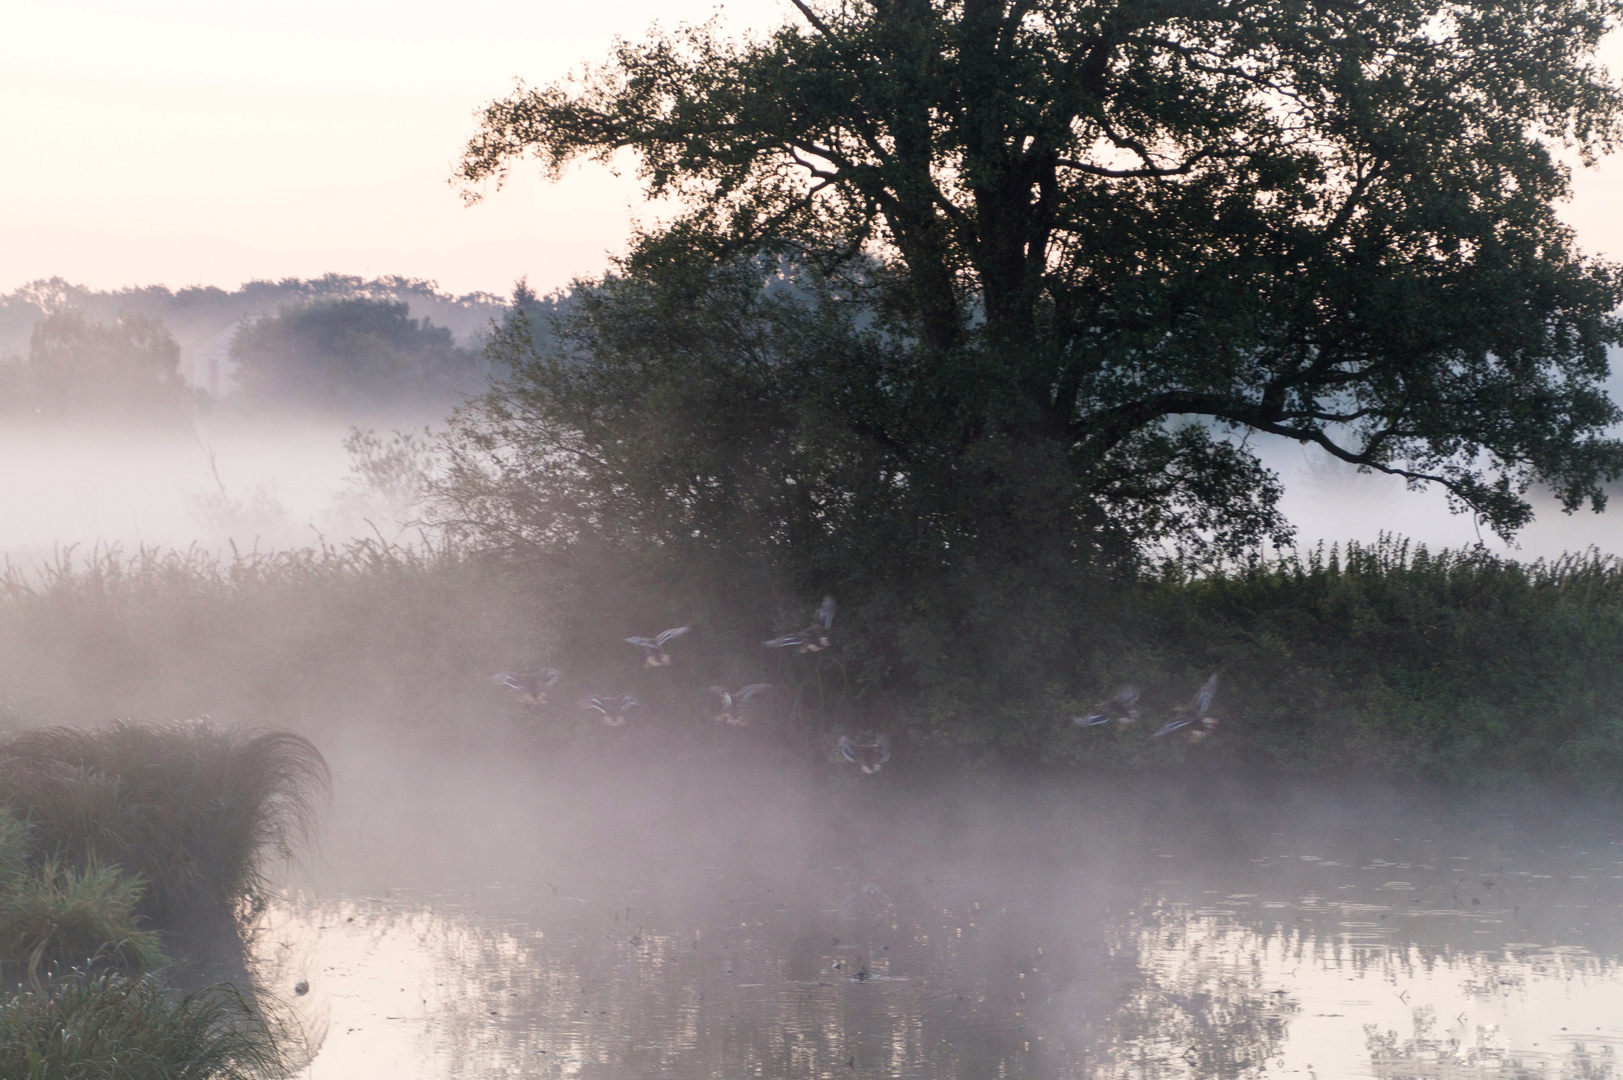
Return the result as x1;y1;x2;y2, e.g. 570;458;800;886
259;741;1623;1079
4;347;1623;1079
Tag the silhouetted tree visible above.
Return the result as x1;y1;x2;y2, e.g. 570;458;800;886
457;0;1623;544
442;0;1623;734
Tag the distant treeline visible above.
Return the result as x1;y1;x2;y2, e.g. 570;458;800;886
0;275;561;416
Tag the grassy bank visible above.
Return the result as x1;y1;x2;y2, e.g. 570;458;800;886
2;538;1621;791
0;720;326;1077
0;973;284;1080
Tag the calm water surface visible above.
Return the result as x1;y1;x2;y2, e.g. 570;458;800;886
267;744;1623;1079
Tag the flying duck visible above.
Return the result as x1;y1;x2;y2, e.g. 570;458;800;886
578;694;640;726
1152;674;1220;740
765;597;836;653
1074;684;1142;726
625;626;690;667
838;734;891;774
491;669;562;705
709;683;773;724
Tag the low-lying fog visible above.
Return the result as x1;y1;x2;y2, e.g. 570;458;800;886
6;399;1623;1079
263;739;1623;1079
4;416;1620;568
0;413;426;564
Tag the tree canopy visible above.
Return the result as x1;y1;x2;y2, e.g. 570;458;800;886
446;0;1623;729
459;0;1623;547
230;299;487;411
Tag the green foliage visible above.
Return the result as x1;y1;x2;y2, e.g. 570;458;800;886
1063;538;1623;785
230;298;486;410
0;973;284;1080
0;859;166;983
0;722;329;925
448;0;1623;747
459;0;1623;542
1;310;198;418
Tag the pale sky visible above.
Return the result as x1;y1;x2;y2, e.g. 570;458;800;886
1;0;1620;300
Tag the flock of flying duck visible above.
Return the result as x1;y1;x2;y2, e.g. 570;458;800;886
1074;673;1222;741
492;597;1220;774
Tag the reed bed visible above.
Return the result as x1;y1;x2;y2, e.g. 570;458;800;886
0;540;550;735
3;536;1623;788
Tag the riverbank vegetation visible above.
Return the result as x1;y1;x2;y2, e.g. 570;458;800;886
3;537;1621;792
0;720;325;1077
10;0;1623;794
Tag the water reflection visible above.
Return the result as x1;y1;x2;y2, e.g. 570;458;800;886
272;757;1623;1079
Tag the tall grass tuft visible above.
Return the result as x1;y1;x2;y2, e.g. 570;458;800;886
0;858;166;982
0;721;330;925
0;972;285;1080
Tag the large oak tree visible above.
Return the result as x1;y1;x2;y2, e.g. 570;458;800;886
459;0;1623;538
446;0;1623;726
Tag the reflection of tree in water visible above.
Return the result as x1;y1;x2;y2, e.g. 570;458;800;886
272;887;1121;1079
1087;902;1299;1079
1365;1007;1615;1080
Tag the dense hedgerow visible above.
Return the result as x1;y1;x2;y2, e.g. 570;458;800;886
1112;539;1623;787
